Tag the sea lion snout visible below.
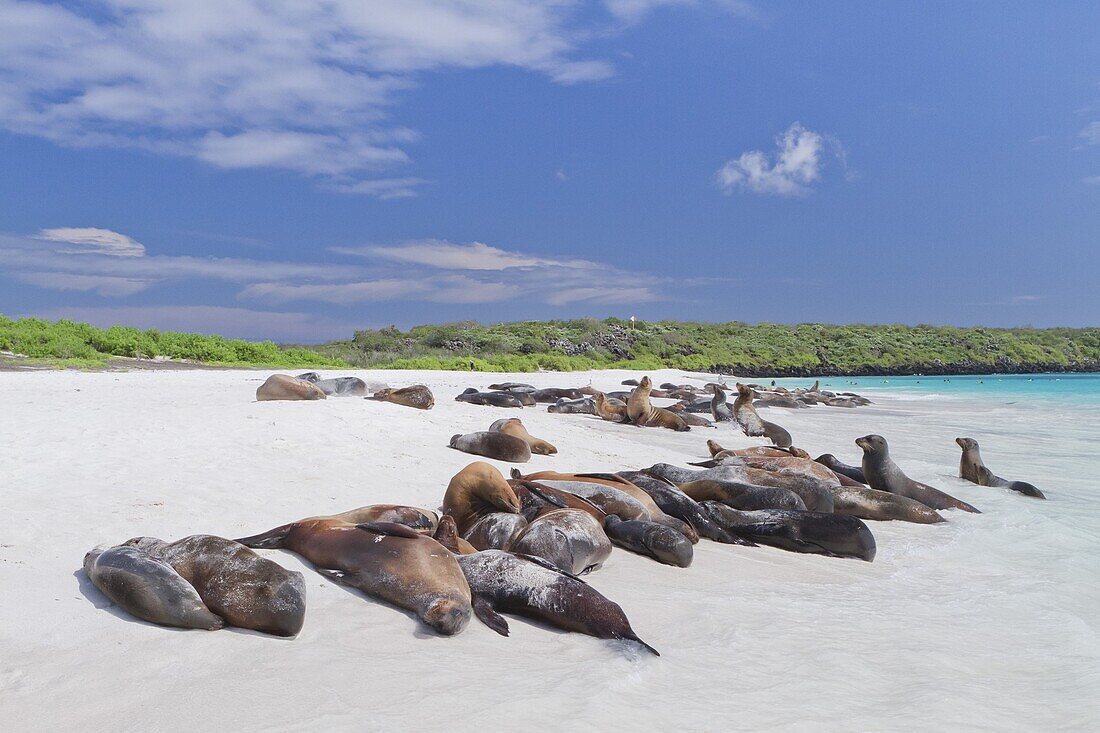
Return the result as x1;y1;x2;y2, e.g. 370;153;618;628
424;598;471;636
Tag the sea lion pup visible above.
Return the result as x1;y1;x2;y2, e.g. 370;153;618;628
434;516;478;554
237;520;471;635
531;388;586;402
455;550;658;654
595;392;630;423
256;374;326;401
627;376;691;432
602;516;693;568
442;462;523;535
856;434;980;513
83;545;224;630
642;462;835;513
297;373;368;396
956;437;1046;499
710;385;734;422
678;479;807;511
547;396;597;414
508;508;612;575
123;535;306;637
814;454;867;484
449;431;532;463
370;384;435;410
732;384;792;447
488;417;557;455
455;388;524;408
700;503;877;562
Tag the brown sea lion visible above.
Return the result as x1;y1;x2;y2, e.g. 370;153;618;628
643;463;835;513
679;479;807;511
595;392;630;423
857;434;980;513
123;535;306;637
449;431;532;463
83;545;224;630
733;384;791;447
442;462;523;534
456;550;658;654
256;374;326;401
626;376;690;432
322;504;439;534
370;385;435;410
956;437;1045;499
433;515;478;554
488;418;557;455
236;520;471;635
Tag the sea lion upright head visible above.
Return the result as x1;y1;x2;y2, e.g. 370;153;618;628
855;434;888;457
955;437;979;453
443;462;522;533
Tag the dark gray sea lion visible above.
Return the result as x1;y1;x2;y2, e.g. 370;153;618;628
603;516;693;567
644;463;835;513
956;437;1046;499
83;545;224;630
829;484;945;523
123;535;306;637
672;398;715;414
488;417;557;455
371;385;435;409
710;385;734;422
463;513;529;551
456;550;658;654
679;479;807;511
433;515;478;555
256;374;326;401
815;454;867;484
455;388;524;408
701;503;877;561
509;508;612;575
733;384;791;447
488;382;536;392
528;479;649;521
675;411;714;427
297;373;368;396
856;435;980;513
531;388;586;402
627;376;691;431
236;520;471;635
621;379;640;386
616;471;755;546
547;397;596;414
450;431;532;463
755;395;804;409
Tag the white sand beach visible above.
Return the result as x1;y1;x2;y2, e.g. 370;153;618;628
2;369;1098;732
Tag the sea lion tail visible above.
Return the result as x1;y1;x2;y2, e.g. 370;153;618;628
619;633;660;657
687;460;719;468
234;524;292;549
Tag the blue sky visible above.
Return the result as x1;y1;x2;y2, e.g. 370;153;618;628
1;1;1098;341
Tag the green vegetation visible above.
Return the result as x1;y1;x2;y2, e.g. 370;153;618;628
0;315;347;369
313;318;1100;376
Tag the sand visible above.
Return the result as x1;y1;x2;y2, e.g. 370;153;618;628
1;369;1098;731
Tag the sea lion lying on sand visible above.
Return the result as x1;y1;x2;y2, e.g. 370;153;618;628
256;374;326;401
371;385;435;409
455;388;525;408
489;418;556;455
297;373;368;396
547;397;597;414
450;431;532;463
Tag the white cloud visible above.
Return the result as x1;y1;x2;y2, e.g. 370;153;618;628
341;240;597;271
1080;122;1100;145
1084;175;1100;185
15;272;154;297
238;279;428;305
604;0;757;23
715;122;829;196
35;228;146;257
544;285;660;306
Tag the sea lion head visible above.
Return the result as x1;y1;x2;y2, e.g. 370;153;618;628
855;434;887;455
955;437;978;452
735;383;754;399
443;462;522;533
706;439;725;456
638;376;651;390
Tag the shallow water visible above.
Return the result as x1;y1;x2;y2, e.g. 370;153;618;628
1;368;1098;731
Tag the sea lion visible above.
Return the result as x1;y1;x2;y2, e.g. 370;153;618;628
531;388;586;402
455;388;524;408
678;479;807;511
322;504;439;534
297;373;368;396
710;385;734;422
456;550;658;654
815;454;867;484
449;431;532;463
488;382;536;392
433;515;478;554
462;513;529;551
256;374;326;401
621;379;640;386
442;462;522;535
626;377;690;432
956;437;1046;498
488;418;557;455
547;397;596;414
236;520;471;635
595;392;630;423
122;535;306;637
701;503;877;562
733;384;791;447
371;385;435;410
856;435;980;513
603;516;693;567
508;508;612;575
83;545;224;630
642;462;834;513
617;471;753;546
828;484;945;524
675;411;714;427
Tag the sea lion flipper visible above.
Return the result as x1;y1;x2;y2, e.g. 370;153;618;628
315;567;357;586
513;553;588;584
472;596;509;637
233;524;291;549
518;481;570;510
687;460;719;468
355;521;423;539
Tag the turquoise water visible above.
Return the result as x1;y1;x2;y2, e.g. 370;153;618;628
762;373;1100;404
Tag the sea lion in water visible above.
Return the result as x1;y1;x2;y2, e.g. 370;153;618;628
956;437;1046;499
602;515;693;567
442;462;523;535
508;508;612;575
627;376;690;432
371;385;435;410
710;385;734;422
236;520;471;635
733;384;791;447
547;397;596;414
488;418;557;455
815;454;867;484
456;550;658;654
256;374;326;401
297;373;368;396
450;431;532;463
83;545;224;630
701;503;877;562
122;535;306;636
455;388;524;408
595;392;630;423
856;435;980;513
